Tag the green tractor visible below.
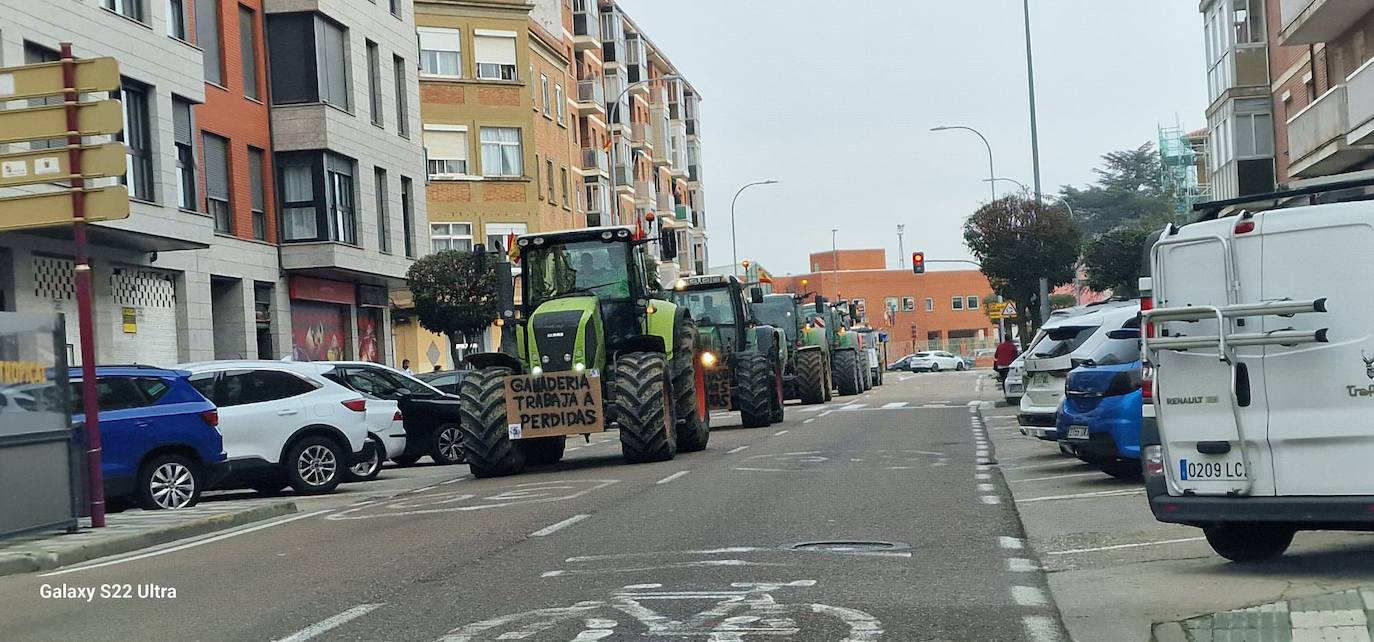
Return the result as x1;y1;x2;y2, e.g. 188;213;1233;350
670;275;787;427
456;226;709;478
753;293;831;405
809;298;864;397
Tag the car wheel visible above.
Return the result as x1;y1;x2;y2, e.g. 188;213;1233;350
285;435;345;494
347;437;384;482
956;361;967;371
137;454;201;510
1204;524;1295;562
930;363;940;373
430;423;467;465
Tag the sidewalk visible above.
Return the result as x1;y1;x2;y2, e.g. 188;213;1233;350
1152;589;1374;642
0;499;296;577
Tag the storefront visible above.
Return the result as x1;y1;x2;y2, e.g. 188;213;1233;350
288;276;388;364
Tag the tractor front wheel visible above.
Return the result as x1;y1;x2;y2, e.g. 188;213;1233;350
736;352;775;428
795;350;827;405
614;352;677;464
672;321;709;453
458;367;526;478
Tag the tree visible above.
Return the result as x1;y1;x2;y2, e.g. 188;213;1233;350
406;250;499;363
963;195;1081;345
1050;294;1078;310
1060;143;1173;236
1081;226;1152;297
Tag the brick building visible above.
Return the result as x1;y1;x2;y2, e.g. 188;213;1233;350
769;250;1000;359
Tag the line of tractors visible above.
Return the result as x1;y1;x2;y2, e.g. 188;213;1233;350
454;226;889;478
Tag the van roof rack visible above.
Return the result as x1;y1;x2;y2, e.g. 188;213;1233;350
1193;175;1374;220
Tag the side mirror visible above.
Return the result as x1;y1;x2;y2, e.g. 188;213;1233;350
749;288;764;304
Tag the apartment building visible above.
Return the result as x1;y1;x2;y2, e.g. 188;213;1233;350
1200;0;1278;200
0;0;425;367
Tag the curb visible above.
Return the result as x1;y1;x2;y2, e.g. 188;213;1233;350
0;501;297;577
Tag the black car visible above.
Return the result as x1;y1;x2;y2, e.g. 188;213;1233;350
416;368;472;395
322;362;467;466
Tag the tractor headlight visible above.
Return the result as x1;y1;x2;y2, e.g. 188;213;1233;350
574;362;586;372
700;351;718;368
531;366;544;376
601;231;614;240
674;279;687;291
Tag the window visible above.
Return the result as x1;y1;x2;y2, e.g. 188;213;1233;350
885;297;898;313
240;6;260;99
534;154;542;200
328;155;357;244
196;0;223;85
103;0;144;22
902;297;916;312
950;297;964;310
431;223;473;252
924;297;933;312
555;83;566;125
393;55;410;137
134;378;171;403
485;222;527;253
281;162;318;241
249;147;267;240
203;133;232;233
480;127;523;177
541;74;551;116
265;13;349;109
119;81;154;202
375;167;391;254
278;151;358;244
215;370;317;407
546;159;556;201
366;40;383;126
401;176;415;257
168;0;188;39
24;44;62;150
173;97;197;211
418;27;461;78
423;126;469;177
70;377;147;414
1232;0;1264;46
967;295;980;310
1234;99;1273;159
390;0;401;17
561;167;570;207
474;31;517;80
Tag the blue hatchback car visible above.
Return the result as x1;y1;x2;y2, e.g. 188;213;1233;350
70;366;228;510
1057;360;1143;479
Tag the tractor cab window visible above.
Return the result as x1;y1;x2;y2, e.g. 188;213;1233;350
675;289;738;327
525;240;633;306
752;298;797;342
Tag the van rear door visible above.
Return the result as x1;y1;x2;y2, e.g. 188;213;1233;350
1259;204;1374;495
1153;216;1271;496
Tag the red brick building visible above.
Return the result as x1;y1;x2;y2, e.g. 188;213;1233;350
771;250;1001;359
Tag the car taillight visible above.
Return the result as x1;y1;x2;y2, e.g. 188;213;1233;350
1141;363;1154;402
1106;370;1144;396
1143;445;1164;478
393;410;403;422
1140;292;1155;341
342;398;367;412
200;410;219;428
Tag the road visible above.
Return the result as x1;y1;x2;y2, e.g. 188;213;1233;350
0;371;1065;642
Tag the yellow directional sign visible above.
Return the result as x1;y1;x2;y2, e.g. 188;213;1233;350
0;57;120;101
0;185;130;232
0;142;126;188
0;100;123;145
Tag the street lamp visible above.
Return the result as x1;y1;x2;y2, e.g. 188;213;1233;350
982;177;1029;194
607;74;680;227
931;125;996;203
730;179;779;277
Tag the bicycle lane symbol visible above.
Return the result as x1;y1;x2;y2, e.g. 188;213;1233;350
436;580;884;641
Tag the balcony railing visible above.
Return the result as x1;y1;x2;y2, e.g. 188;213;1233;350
1280;0;1374;46
573;5;601;41
581;147;609;172
629;122;651;148
577;80;605;109
1287;84;1362;177
1346;57;1374;146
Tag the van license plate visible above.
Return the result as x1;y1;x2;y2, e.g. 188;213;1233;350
1066;425;1089;440
1179;458;1245;481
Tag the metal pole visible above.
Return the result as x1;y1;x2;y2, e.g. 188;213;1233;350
897;224;905;268
63;42;104;528
831;228;839;299
730;180;778;277
932;126;995;202
1023;0;1048;324
607;75;679;229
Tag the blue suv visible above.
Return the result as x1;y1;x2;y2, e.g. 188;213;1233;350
70;366;228;510
1057;359;1143;479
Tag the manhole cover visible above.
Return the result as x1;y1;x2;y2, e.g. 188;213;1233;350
785;540;910;553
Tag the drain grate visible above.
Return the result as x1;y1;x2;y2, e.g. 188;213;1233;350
785;540;910;553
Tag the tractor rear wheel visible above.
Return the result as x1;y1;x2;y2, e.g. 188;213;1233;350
833;349;861;396
614;352;677;464
672;321;710;453
458;367;526;478
796;350;827;405
521;437;567;465
736;352;775;428
860;360;872;391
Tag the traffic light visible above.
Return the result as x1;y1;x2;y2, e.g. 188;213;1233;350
912;251;926;274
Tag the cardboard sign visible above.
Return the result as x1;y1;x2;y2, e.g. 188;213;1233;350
705;369;731;410
504;372;605;439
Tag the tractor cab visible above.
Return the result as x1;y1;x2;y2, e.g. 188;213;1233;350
670;274;755;358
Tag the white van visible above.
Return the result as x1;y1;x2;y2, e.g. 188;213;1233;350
1018;301;1140;439
1143;202;1358;561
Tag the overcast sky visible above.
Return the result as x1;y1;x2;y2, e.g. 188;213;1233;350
618;0;1208;275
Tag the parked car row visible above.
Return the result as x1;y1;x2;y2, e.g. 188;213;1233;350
75;361;470;511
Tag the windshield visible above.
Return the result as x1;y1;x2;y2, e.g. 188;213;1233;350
752;298;797;340
673;288;736;326
525;239;632;306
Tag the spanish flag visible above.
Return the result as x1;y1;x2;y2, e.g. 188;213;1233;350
758;269;773;285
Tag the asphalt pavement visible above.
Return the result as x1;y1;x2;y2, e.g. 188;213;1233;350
0;370;1064;642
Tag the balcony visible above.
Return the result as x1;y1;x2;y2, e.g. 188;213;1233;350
580;147;609;173
614;165;634;190
629;121;652;150
656;187;672;213
1287;84;1374;177
579;180;609;226
674;204;690;222
573;3;601;50
634;180;656;207
1345;57;1374;147
576;79;606;115
1280;0;1374;46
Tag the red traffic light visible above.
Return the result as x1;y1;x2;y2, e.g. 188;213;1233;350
912;252;926;274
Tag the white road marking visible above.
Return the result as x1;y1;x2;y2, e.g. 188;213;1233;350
440;475;471;485
274;603;383;642
841;403;867;410
975;473;992;480
1017;489;1145;503
41;509;333;576
530;514;590;537
803;418;816;424
979;495;1001;505
1008;472;1104;484
773;429;790;436
976;483;995;492
881;402;907;409
566;446;582;452
1044;537;1207;556
998;536;1025;550
1007;557;1040;572
726;445;750;454
976;450;989;457
1023;615;1064;642
656;471;690;485
1012;586;1048;607
413;485;438;493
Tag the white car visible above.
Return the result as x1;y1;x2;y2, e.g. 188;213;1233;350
180;361;372;495
1019;301;1139;440
318;362;421;480
1003;353;1026;410
909;351;966;372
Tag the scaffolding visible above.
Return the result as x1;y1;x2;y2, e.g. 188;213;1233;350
1158;121;1212;217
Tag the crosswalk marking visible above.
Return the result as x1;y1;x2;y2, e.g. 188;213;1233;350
881;402;907;409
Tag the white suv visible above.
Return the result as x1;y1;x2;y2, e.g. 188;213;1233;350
1019;302;1139;440
180;361;372;495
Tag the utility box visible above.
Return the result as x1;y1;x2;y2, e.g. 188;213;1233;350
0;312;79;537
